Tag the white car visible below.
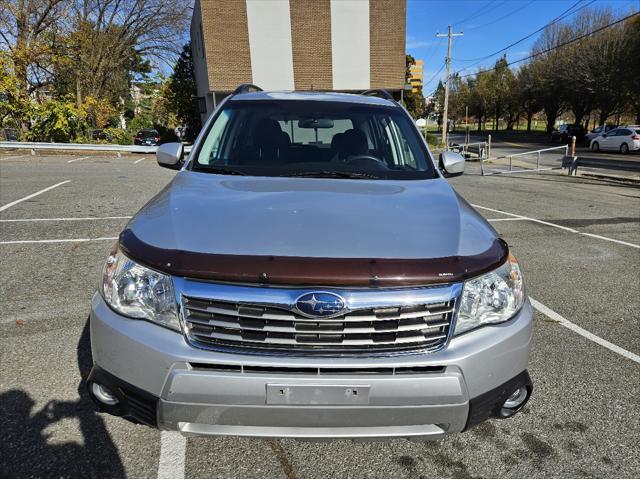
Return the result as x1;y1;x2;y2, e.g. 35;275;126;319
584;124;614;146
590;126;640;154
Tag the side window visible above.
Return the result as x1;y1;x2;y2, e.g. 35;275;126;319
620;129;631;136
198;109;231;164
382;117;417;168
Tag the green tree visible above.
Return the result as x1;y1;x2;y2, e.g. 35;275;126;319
166;43;201;138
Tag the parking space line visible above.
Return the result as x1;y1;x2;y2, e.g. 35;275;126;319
0;180;71;212
0;216;131;222
0;237;117;245
579;232;640;249
157;431;186;479
473;203;640;249
134;157;146;164
530;297;640;364
486;218;528;222
67;156;90;163
0;155;28;161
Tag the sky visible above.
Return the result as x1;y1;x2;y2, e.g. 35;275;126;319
406;0;638;95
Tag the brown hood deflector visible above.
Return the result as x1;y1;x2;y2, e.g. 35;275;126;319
119;229;509;288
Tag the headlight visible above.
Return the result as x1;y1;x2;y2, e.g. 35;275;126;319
454;254;525;335
101;244;180;331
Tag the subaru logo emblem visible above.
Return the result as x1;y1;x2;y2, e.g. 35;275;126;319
295;292;346;318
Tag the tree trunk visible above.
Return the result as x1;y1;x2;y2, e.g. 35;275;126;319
599;110;610;126
526;112;532;132
76;77;83;107
546;115;557;133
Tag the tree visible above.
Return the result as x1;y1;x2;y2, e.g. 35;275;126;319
166;43;201;138
513;64;541;132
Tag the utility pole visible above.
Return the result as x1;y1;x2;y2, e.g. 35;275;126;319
436;26;463;146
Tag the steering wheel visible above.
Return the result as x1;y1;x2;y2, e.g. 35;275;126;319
344;154;388;168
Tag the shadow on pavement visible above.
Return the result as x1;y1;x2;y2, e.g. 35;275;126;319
0;320;125;478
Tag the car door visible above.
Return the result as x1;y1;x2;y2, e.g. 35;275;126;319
600;129;618;150
615;129;631;151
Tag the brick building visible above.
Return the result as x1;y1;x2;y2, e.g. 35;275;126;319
191;0;406;120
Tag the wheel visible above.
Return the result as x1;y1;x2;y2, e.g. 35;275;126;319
620;143;629;154
591;141;599;152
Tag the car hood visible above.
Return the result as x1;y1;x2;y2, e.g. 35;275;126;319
120;171;506;286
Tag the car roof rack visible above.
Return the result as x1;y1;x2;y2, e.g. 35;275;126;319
232;84;263;95
361;89;395;101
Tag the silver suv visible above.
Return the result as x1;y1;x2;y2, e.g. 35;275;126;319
88;85;532;440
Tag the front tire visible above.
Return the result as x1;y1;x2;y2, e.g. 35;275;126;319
620;143;629;154
591;141;600;152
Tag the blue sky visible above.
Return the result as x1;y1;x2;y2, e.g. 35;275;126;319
406;0;638;95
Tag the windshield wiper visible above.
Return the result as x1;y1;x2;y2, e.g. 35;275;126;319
196;166;246;176
286;170;380;179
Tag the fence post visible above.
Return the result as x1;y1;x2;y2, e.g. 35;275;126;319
509;155;512;171
536;151;540;171
571;136;576;157
31;149;36;156
487;134;492;160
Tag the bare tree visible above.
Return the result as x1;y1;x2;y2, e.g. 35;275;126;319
0;0;68;94
66;0;190;104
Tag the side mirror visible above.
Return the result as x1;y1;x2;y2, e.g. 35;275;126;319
156;143;184;170
439;151;465;177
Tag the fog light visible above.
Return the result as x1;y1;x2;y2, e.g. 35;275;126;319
91;382;119;406
503;387;528;409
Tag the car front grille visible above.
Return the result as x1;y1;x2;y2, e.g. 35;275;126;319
177;279;462;355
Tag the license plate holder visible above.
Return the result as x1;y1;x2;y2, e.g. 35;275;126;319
266;384;370;405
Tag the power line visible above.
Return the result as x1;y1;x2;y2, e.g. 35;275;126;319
423;62;446;88
453;0;594;65
463;0;536;32
455;11;639;80
451;0;502;27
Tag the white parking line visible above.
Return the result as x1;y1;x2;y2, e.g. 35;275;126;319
157;431;186;479
0;216;131;223
134;157;146;164
473;204;640;249
0;180;71;212
0;155;27;161
530;297;640;364
67;156;90;163
486;218;528;222
0;237;117;245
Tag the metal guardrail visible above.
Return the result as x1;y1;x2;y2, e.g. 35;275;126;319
566;156;640;176
0;141;192;157
447;141;487;160
481;144;568;176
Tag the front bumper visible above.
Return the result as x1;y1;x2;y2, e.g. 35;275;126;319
88;293;533;439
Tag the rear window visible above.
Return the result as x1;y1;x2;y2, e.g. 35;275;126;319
192;100;436;180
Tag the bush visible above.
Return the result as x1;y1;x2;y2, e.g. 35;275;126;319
103;128;132;145
27;98;87;142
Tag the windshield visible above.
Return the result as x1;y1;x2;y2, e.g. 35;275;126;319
192;100;437;180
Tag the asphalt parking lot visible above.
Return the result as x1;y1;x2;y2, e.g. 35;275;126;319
1;151;638;478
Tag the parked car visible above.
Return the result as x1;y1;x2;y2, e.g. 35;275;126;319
88;85;533;440
584;124;614;146
551;124;585;144
590;126;640;154
134;128;161;146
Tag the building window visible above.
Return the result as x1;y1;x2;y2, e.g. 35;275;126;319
197;97;207;114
